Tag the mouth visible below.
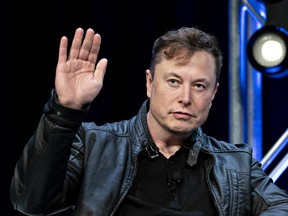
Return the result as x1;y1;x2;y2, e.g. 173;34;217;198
172;111;196;120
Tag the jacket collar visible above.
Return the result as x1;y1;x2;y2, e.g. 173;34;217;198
129;99;205;162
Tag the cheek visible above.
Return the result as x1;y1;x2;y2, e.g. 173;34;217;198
149;84;163;98
154;88;174;104
195;97;214;112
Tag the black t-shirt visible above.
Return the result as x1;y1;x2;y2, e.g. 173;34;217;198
115;146;217;216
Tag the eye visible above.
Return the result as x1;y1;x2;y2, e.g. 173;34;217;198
194;83;206;91
168;79;181;87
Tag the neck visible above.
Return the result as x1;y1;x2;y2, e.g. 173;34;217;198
147;113;189;158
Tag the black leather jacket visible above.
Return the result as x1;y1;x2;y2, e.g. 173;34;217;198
10;90;288;216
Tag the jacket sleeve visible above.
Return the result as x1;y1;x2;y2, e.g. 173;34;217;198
250;158;288;215
10;89;89;215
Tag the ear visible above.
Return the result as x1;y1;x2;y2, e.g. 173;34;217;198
209;82;219;108
146;69;153;98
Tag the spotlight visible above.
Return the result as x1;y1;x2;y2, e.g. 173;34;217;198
247;0;288;78
247;26;288;78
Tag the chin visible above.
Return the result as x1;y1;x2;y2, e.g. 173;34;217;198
168;126;195;136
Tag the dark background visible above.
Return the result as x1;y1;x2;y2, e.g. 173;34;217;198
3;0;288;215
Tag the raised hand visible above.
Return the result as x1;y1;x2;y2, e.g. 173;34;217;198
55;28;108;109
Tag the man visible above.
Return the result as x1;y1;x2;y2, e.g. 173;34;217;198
10;27;288;215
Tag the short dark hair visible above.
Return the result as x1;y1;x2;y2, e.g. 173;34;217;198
149;27;223;83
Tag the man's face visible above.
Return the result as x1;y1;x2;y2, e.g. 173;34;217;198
146;51;219;136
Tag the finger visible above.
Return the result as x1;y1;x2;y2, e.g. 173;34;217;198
78;28;95;60
93;58;108;82
88;33;102;64
58;36;68;64
69;28;85;60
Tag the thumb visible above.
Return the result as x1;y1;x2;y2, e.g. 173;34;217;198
93;58;108;82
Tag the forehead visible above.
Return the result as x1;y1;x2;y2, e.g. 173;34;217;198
154;51;217;82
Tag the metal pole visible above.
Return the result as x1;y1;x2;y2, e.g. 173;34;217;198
261;128;288;170
228;0;243;144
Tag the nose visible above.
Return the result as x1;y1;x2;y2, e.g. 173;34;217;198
178;85;191;106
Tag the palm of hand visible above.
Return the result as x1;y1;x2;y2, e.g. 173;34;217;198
56;58;100;109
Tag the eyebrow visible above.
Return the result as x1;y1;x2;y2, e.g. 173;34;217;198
165;72;181;79
165;72;211;84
